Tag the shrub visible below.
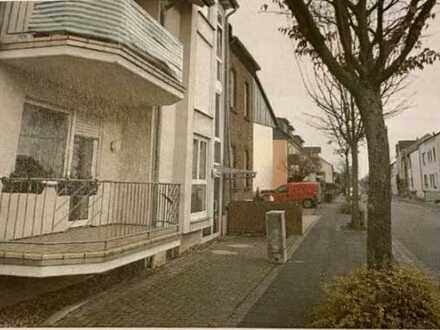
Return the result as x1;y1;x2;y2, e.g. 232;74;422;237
310;266;440;329
338;201;352;214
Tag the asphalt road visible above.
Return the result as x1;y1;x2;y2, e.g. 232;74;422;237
391;200;440;276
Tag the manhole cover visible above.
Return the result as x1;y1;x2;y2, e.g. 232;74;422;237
226;244;252;249
211;250;238;255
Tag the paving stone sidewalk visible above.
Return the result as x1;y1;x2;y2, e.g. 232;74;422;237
53;213;318;328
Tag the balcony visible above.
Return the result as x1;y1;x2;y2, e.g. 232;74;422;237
0;178;181;277
0;0;184;106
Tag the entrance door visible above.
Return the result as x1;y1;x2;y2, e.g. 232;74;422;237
69;135;97;223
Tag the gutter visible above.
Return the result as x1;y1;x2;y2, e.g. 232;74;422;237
222;5;238;236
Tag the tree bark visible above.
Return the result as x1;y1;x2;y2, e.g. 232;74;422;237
345;150;350;200
350;142;361;229
355;87;392;270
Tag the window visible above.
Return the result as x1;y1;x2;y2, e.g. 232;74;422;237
214;141;221;164
15;104;69;178
276;185;288;193
191;137;209;215
199;6;212;22
216;7;224;82
244;149;251;189
215;94;221;138
230;69;236;109
216;28;223;59
231;145;237;189
422;153;426;165
424;174;428;188
433;148;436;161
244;82;250;118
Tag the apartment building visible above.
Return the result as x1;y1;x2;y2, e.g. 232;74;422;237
0;0;237;277
225;36;260;201
419;132;440;201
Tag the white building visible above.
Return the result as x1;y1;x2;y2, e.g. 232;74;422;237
252;76;277;191
418;133;440;201
0;0;238;277
318;157;335;184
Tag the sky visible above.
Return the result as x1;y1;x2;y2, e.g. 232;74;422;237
230;0;440;178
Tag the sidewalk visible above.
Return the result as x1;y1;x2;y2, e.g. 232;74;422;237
240;203;366;328
47;212;317;327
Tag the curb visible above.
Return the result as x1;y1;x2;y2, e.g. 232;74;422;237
226;214;322;327
43;300;88;326
392;239;439;282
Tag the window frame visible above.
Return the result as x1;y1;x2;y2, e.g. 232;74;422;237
244;81;251;119
230;68;237;110
191;136;210;219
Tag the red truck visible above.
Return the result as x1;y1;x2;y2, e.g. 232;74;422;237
262;182;320;208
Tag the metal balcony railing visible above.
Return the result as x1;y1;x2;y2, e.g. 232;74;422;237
0;178;180;241
0;0;184;82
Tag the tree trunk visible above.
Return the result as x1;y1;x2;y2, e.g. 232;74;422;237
345;150;350;200
350;142;361;229
355;87;392;270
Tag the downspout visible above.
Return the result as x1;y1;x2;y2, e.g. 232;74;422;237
222;5;238;236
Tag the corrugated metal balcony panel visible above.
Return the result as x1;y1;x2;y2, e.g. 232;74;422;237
3;0;183;83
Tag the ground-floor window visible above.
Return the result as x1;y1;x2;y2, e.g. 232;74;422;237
14;103;69;178
191;136;209;217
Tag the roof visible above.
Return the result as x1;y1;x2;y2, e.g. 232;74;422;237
254;75;277;126
304;146;322;155
396;140;417;154
219;0;239;9
230;36;261;73
293;135;304;145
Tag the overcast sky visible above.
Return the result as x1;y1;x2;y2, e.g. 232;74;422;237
230;1;440;178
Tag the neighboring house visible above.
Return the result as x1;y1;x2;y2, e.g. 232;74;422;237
252;75;277;192
419;132;440;201
391;161;399;195
394;140;417;195
272;118;294;188
317;157;335;184
225;35;260;201
406;143;424;199
303;146;323;182
0;0;238;277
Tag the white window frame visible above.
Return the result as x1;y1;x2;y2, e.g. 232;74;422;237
191;136;209;220
216;5;224;82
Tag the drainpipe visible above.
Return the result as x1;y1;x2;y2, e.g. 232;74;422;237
222;5;238;236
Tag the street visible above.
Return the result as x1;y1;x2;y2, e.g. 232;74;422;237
392;199;440;277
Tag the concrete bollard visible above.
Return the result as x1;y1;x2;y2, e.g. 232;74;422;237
265;210;287;264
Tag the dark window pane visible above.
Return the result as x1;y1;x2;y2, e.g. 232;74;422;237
192;139;198;179
191;184;206;213
199;141;207;180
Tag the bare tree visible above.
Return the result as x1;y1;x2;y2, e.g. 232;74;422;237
263;0;439;269
304;67;364;229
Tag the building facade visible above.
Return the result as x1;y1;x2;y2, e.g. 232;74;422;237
0;0;238;277
225;36;260;201
418;133;440;201
252;76;277;191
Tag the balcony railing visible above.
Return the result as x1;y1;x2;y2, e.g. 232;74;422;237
0;0;184;82
0;178;180;242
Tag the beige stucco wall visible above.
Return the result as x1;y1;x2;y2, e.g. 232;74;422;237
253;123;273;191
273;140;288;189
